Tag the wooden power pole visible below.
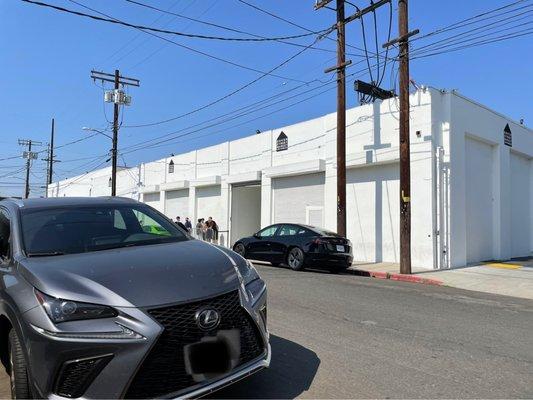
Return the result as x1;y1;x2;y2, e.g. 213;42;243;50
112;70;120;197
316;0;389;237
18;139;42;199
383;0;419;274
90;70;139;196
335;0;347;238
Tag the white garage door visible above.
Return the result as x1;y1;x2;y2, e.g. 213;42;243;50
346;163;399;263
510;152;531;257
196;186;222;225
272;173;325;226
465;137;494;263
165;189;189;220
143;192;161;212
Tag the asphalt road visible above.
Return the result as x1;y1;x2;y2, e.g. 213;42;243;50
213;263;533;399
0;264;532;399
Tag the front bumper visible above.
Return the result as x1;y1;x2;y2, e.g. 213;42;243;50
20;287;269;399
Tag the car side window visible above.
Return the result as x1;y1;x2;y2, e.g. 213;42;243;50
257;226;278;237
278;225;298;236
0;209;11;261
297;227;313;236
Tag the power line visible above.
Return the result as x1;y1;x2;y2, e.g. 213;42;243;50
412;0;531;42
123;0;368;59
65;0;307;83
20;0;327;42
410;7;533;56
236;0;391;60
121;28;334;129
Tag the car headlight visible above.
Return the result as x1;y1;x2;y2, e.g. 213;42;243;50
245;278;266;306
35;289;118;324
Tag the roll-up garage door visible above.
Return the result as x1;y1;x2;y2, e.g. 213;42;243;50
465;137;494;263
196;186;222;224
165;189;189;219
346;163;399;263
143;192;161;212
510;152;531;257
272;172;325;226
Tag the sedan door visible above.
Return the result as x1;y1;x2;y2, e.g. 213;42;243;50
246;225;280;261
271;224;303;263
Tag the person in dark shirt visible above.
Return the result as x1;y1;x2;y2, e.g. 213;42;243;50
206;217;219;243
175;216;187;231
184;217;192;233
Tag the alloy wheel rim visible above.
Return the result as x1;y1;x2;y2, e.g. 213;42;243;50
289;249;302;268
235;244;244;255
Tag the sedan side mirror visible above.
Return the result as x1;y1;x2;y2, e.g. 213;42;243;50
253;233;260;239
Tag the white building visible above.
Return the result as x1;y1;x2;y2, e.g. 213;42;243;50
49;87;533;270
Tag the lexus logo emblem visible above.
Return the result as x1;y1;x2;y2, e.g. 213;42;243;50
195;308;220;331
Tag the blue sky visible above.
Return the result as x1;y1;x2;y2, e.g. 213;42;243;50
0;0;532;197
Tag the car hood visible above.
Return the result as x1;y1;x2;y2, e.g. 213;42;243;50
18;240;242;308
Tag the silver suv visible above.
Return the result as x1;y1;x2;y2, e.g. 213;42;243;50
0;197;269;399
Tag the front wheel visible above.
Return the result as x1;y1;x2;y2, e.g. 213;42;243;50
287;247;305;271
233;243;246;257
8;328;31;399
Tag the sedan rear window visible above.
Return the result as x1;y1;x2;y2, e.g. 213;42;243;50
20;204;187;256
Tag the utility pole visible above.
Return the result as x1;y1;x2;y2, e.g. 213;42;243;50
384;0;419;274
18;139;42;199
112;70;120;197
90;70;139;196
42;118;59;197
316;0;389;237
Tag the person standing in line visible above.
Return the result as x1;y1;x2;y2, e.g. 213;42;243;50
205;218;214;243
175;216;187;231
184;217;192;233
206;217;219;244
196;218;205;240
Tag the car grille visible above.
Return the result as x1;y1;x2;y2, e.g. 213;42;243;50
124;290;264;399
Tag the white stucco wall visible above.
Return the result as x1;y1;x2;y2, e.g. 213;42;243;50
50;88;533;269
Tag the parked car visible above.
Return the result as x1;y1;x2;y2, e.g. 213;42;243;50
0;197;269;399
233;223;353;273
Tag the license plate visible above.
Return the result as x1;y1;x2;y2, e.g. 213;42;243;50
336;245;344;252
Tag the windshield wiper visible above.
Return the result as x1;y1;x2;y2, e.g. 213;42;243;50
27;251;65;257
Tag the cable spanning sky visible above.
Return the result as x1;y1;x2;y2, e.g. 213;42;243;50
0;0;531;197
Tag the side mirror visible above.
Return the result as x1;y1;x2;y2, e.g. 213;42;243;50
253;233;260;239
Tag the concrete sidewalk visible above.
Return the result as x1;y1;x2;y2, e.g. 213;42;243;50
349;258;533;300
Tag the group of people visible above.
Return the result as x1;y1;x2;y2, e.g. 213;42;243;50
174;216;219;243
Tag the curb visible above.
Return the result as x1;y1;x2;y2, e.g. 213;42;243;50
346;268;443;286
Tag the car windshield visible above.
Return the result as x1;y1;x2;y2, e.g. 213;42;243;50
20;204;188;256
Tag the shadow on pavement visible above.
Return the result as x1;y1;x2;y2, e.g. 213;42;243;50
208;335;320;399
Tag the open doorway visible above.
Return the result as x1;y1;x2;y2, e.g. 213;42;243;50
230;183;261;246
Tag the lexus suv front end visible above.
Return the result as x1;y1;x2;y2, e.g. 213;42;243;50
0;197;269;399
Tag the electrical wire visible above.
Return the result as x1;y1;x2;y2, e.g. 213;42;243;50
123;0;367;59
235;0;393;61
21;0;328;42
411;8;533;56
121;27;335;128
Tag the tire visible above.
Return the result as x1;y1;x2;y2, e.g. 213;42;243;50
287;247;305;271
233;243;246;258
8;328;30;399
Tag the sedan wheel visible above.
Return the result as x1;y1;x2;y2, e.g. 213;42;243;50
234;243;246;257
287;247;305;271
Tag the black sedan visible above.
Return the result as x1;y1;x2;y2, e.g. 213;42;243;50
233;223;353;272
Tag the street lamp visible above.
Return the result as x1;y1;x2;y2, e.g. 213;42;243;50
82;127;113;139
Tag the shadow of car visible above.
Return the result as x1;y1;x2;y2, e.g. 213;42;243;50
207;334;320;399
